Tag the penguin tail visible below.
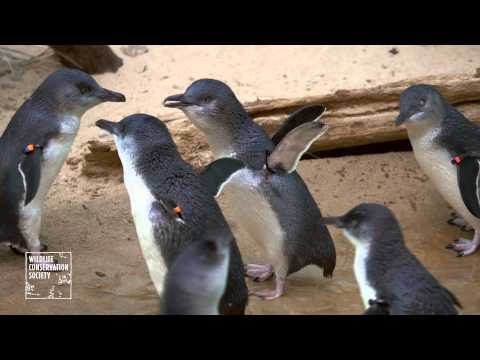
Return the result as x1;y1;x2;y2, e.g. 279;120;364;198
321;234;337;278
311;251;336;278
323;262;335;278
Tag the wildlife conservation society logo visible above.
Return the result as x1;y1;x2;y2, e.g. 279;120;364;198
25;252;72;300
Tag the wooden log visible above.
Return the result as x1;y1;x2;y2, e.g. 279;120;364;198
244;74;480;116
48;45;123;74
81;73;480;173
245;74;480;151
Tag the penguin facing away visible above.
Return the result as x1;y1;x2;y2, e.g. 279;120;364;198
320;203;462;315
164;79;336;300
0;69;126;254
396;84;480;257
156;198;232;315
95;114;248;315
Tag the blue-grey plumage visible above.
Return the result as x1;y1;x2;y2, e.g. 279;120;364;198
396;84;480;256
164;79;335;300
163;236;231;315
96;114;248;314
158;198;232;315
320;203;461;315
0;69;125;254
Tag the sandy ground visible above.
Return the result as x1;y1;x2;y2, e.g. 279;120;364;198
1;45;480;314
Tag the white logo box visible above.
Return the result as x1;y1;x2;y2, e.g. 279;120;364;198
25;252;72;300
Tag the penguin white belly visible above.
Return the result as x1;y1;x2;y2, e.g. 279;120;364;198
344;232;376;309
410;134;480;229
209;253;229;300
224;168;285;264
18;116;79;250
119;153;167;296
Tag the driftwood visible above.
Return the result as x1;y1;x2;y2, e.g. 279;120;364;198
48;45;123;74
81;73;480;174
245;73;480;151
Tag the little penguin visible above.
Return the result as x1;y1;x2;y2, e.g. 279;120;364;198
0;68;125;254
164;79;336;300
157;198;232;315
95;114;248;315
396;84;480;257
320;203;462;315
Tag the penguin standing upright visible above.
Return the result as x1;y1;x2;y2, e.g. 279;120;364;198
155;198;231;315
95;114;248;315
396;84;480;257
0;69;125;254
320;203;462;315
164;79;336;300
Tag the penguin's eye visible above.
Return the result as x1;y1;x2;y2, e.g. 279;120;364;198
350;220;359;229
78;85;92;95
419;99;426;106
203;96;213;103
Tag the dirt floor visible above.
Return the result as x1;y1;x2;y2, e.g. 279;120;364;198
1;45;480;314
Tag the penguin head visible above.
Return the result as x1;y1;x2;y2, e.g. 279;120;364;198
162;227;231;314
96;114;176;158
395;84;446;128
320;203;402;247
163;79;245;131
194;229;232;267
35;69;125;117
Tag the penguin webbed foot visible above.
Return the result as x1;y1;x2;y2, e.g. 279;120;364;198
9;244;28;256
9;243;48;256
249;275;285;300
447;212;474;232
446;237;480;257
245;263;274;282
249;287;284;301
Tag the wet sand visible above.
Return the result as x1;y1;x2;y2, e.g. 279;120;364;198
0;152;478;314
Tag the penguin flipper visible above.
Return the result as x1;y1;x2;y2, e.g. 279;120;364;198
456;156;480;218
271;105;326;146
149;198;183;224
199;158;245;198
267;121;329;175
18;150;42;206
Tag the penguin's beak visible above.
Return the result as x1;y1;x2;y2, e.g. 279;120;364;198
96;119;120;135
395;110;426;126
95;88;126;103
394;112;409;126
319;216;344;228
163;94;191;108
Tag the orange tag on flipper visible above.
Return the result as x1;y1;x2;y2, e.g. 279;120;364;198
25;144;35;153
